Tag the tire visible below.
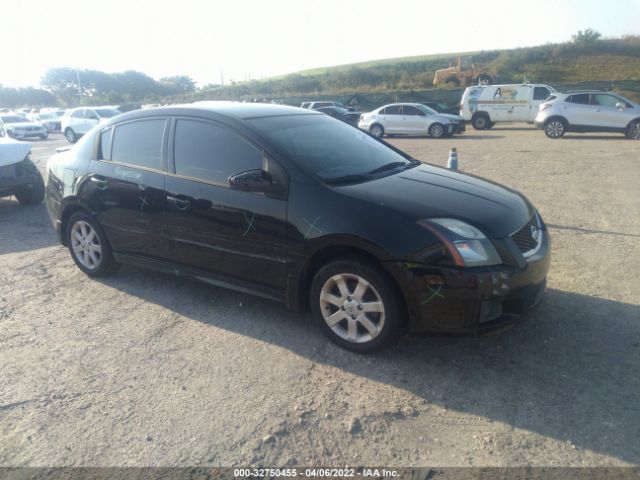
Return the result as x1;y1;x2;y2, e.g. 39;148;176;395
369;124;384;139
429;122;445;138
65;128;77;144
39;134;48;140
472;113;490;130
478;74;493;85
544;118;567;139
15;169;45;205
486;121;496;129
626;120;640;140
310;257;403;353
7;130;15;139
445;77;460;88
66;211;117;277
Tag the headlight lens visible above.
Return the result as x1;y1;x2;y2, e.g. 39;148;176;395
418;218;502;267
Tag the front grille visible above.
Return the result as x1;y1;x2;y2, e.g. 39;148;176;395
511;217;541;254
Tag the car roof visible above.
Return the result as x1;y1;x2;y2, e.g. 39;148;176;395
119;102;322;122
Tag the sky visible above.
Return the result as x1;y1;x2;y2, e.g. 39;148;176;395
3;0;640;89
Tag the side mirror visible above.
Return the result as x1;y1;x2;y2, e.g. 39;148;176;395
228;169;274;193
615;102;625;110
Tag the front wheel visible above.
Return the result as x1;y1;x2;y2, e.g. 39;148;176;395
369;124;384;138
472;114;490;130
15;169;45;205
626;120;640;140
310;257;403;353
429;122;445;138
66;212;117;277
39;134;48;140
544;118;566;139
65;128;77;144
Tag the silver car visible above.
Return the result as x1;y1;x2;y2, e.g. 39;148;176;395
535;91;640;139
358;103;465;139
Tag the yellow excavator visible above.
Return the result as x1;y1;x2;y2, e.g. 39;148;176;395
433;56;493;88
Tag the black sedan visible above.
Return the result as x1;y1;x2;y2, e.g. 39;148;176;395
45;104;550;352
315;106;361;126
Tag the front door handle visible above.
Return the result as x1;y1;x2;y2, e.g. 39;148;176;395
167;195;190;210
90;176;108;189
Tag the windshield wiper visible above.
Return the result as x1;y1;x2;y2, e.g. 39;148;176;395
367;161;410;175
325;173;370;185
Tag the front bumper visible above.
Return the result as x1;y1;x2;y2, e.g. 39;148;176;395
388;230;551;334
449;122;466;134
12;130;47;139
0;163;39;197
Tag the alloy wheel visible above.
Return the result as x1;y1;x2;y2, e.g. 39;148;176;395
430;124;444;138
70;220;102;270
630;122;640;140
319;273;385;344
370;125;383;138
66;130;75;143
546;120;564;138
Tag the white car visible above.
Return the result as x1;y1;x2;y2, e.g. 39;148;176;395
460;83;557;129
0;114;48;140
29;112;62;132
0;137;45;205
358;103;465;139
61;106;121;143
535;91;640;139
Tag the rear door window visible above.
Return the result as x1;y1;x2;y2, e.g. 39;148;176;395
173;119;263;185
111;119;166;170
402;105;423;116
384;105;402;115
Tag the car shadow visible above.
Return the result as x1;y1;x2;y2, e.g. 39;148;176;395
562;135;629;140
0;198;58;254
100;267;640;464
548;223;640;238
390;135;505;140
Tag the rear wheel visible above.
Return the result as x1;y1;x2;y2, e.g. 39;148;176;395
486;121;496;129
310;257;402;353
544;118;566;139
429;122;445;138
65;128;77;144
369;124;384;138
15;169;45;205
626;120;640;140
66;212;117;277
472;113;490;130
39;133;48;140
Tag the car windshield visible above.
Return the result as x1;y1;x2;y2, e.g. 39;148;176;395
416;104;438;115
94;108;120;118
249;114;413;183
1;116;28;123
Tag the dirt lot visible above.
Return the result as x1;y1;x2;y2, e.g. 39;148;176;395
1;126;639;467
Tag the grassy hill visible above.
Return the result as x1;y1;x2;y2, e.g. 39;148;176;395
170;36;640;105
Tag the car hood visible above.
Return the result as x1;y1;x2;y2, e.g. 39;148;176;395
338;164;533;238
0;137;31;166
433;113;463;123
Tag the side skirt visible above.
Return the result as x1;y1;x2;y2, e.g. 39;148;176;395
112;252;286;304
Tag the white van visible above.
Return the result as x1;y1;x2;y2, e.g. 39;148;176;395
460;84;557;129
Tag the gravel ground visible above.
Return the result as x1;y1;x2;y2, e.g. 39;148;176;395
1;127;639;467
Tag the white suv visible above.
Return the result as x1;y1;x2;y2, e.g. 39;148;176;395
61;106;121;143
358;103;465;138
535;91;640;139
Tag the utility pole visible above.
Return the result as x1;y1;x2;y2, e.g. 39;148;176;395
76;70;83;106
220;68;224;87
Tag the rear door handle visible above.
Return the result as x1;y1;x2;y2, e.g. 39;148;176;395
90;176;108;189
167;195;190;210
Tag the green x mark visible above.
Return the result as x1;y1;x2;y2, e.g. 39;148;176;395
421;285;445;304
242;211;256;237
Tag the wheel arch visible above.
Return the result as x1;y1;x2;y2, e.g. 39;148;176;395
292;242;410;328
59;201;93;246
544;115;569;126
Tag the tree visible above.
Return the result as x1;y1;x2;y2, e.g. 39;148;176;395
160;75;196;94
571;29;602;46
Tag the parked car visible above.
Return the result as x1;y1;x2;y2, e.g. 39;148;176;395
301;101;354;111
316;106;361;126
0;138;45;205
29;112;62;132
0;114;48;140
460;84;557;129
535;91;640;139
61;106;121;144
358;103;465;138
46;103;550;352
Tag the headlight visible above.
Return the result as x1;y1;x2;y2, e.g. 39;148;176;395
418;218;502;267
